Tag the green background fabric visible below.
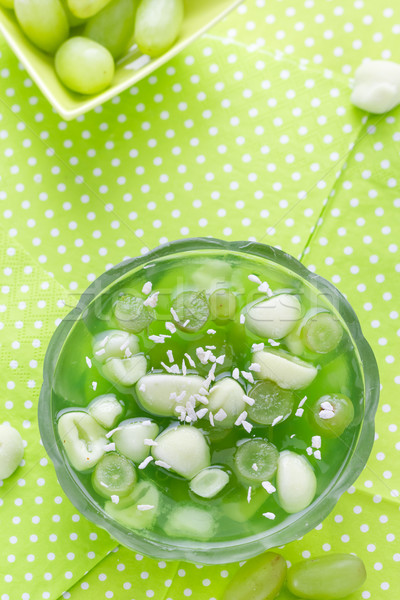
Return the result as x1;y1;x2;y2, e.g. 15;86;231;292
0;1;399;599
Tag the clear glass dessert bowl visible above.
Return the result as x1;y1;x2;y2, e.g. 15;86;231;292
38;238;379;564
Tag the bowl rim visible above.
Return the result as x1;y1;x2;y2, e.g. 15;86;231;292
39;237;380;563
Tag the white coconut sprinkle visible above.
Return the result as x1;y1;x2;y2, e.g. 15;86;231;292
149;334;171;344
208;363;217;380
295;408;304;417
138;456;154;469
142;281;152;295
165;321;177;334
196;347;211;365
252;463;258;471
214;409;227;422
263;512;276;520
170;307;180;322
104;442;115;452
232;368;240;380
183;319;190;327
319;409;335;420
209;412;215;427
196;408;209;419
247;486;252;503
85;356;92;368
235;411;248;426
258;281;271;294
243;394;255;406
144;439;158;447
155;460;171;470
166;349;174;363
144;291;159;307
143;263;156;269
272;415;283;427
242;420;253;433
137;504;155;511
241;370;254;383
262;481;276;494
320;400;334;411
312;435;321;449
125;347;132;358
314;450;322;460
120;338;130;351
161;361;179;374
182;359;187;376
139;383;146;393
95;348;106;356
248;274;262;284
105;427;120;439
185;353;196;368
206;345;216;350
195;394;209;406
290;433;296;439
306;447;313;456
207;329;216;335
240;314;246;324
268;338;280;347
252;342;265;352
199;387;209;396
208;352;217;363
249;362;261;372
92;381;97;391
176;391;187;403
111;495;119;504
298;395;308;408
186;402;197;422
216;354;225;365
98;335;109;348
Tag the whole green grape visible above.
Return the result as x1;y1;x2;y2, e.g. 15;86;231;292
14;0;69;54
287;553;366;600
55;37;114;94
0;0;14;9
134;0;184;58
67;0;113;19
60;0;87;26
84;0;136;59
222;552;287;600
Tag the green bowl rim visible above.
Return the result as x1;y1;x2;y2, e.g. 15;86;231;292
38;238;380;564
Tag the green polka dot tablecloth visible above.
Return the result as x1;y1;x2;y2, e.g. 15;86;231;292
0;1;399;599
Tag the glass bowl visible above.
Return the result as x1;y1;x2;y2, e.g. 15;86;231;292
38;238;379;564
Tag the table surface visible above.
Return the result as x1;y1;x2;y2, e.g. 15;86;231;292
0;1;399;599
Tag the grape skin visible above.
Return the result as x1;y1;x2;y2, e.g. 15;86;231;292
14;0;69;54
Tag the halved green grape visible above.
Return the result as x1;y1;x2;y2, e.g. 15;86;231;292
191;259;232;294
136;374;207;417
244;294;302;339
134;0;184;58
55;36;114;94
113;418;159;463
248;381;294;425
223;487;267;523
164;505;215;540
209;289;237;322
301;311;343;354
190;467;229;499
152;426;210;479
277;451;316;514
309;393;354;438
114;294;154;333
105;480;159;529
208;378;245;429
67;0;112;18
14;0;69;54
58;411;107;471
234;439;279;484
171;290;209;332
287;553;367;600
253;349;318;390
0;424;24;480
102;354;147;387
84;0;136;59
92;452;136;498
222;552;287;600
93;330;140;363
88;394;123;429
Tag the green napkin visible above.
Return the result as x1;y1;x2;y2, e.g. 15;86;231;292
0;0;399;599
